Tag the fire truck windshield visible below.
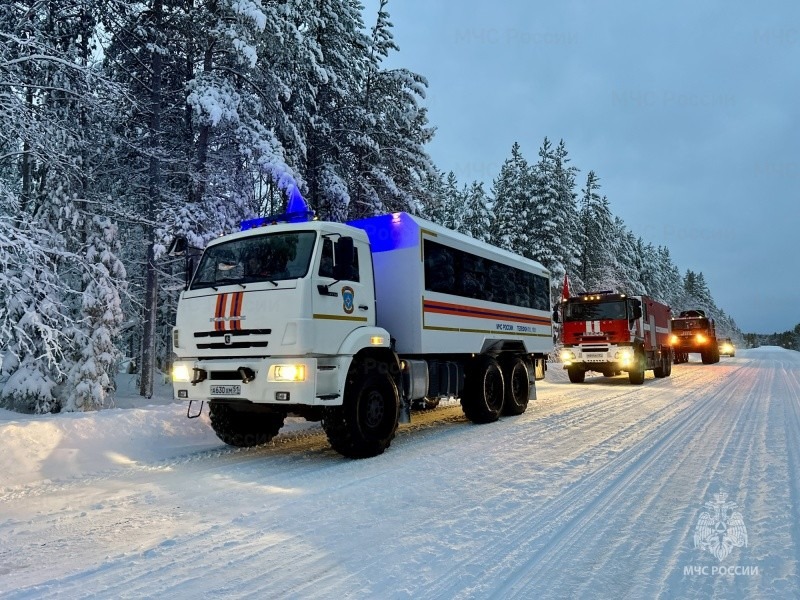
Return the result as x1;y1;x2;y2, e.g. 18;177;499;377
671;318;709;330
564;300;627;322
190;231;316;290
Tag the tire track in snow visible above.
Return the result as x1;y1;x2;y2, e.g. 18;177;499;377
427;362;753;598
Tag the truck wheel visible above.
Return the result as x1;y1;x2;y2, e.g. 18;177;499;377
322;364;400;458
567;366;585;383
654;354;668;378
460;355;505;423
501;356;530;415
665;354;673;376
628;352;645;385
208;402;285;447
701;350;714;364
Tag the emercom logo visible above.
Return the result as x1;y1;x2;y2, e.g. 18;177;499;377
693;491;748;561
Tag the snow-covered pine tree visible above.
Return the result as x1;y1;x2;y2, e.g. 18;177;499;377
552;139;581;293
459;181;493;243
348;0;435;218
1;0;128;412
64;217;127;410
298;0;370;220
577;170;616;291
490;142;533;254
422;169;450;226
528;137;577;298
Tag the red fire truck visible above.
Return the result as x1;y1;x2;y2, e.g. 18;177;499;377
555;291;673;384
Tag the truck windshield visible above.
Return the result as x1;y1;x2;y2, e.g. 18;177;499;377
671;318;709;330
564;301;627;321
190;231;316;290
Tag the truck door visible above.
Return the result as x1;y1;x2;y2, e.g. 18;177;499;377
311;236;375;354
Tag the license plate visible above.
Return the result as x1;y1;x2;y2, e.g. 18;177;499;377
210;385;241;396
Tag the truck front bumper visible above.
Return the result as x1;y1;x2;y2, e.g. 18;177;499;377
560;344;635;369
171;357;344;406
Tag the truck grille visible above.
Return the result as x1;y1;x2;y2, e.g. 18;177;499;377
194;329;271;350
197;341;269;350
581;345;609;353
194;329;271;338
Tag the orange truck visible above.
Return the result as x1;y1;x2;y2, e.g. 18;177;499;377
669;309;720;364
555;291;673;384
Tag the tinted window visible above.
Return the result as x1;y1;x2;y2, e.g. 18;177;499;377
318;237;360;282
423;240;549;311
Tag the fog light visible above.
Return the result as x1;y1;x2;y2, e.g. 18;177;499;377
269;364;306;382
275;391;290;401
172;364;191;382
178;389;188;399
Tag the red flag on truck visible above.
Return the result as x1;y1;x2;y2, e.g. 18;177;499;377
561;273;571;301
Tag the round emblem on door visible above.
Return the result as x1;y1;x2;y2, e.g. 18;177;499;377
342;286;355;314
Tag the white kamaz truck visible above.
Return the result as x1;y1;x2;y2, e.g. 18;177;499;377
170;207;552;458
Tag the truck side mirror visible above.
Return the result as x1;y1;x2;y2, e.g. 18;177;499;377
333;236;355;280
167;235;188;257
552;307;560;323
631;301;643;320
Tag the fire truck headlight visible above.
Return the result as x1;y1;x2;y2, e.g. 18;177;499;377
616;348;634;365
560;349;575;364
269;364;307;382
172;364;191;383
696;334;707;344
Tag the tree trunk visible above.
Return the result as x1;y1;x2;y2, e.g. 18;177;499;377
139;0;164;398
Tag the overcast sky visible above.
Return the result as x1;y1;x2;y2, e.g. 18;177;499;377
371;0;799;334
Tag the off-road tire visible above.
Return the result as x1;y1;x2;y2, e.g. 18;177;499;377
628;351;645;385
322;363;400;459
208;402;285;447
701;349;714;364
460;355;505;423
654;353;669;378
501;356;530;415
567;366;586;383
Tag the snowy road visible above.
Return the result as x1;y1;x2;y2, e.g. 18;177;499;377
1;347;799;599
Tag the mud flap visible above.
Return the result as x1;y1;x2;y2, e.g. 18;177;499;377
187;400;204;419
528;380;537;401
399;397;411;424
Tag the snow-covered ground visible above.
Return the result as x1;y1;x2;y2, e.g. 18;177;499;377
1;347;798;599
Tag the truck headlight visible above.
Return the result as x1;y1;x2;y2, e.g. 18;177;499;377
696;334;707;344
669;334;678;345
172;364;191;382
615;348;634;365
269;364;307;382
560;349;575;363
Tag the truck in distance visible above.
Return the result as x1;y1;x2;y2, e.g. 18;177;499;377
554;291;673;384
169;201;552;458
669;309;720;364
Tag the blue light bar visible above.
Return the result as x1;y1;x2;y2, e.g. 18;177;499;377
347;212;419;253
240;186;314;230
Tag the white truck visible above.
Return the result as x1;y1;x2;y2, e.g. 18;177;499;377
170;208;552;458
